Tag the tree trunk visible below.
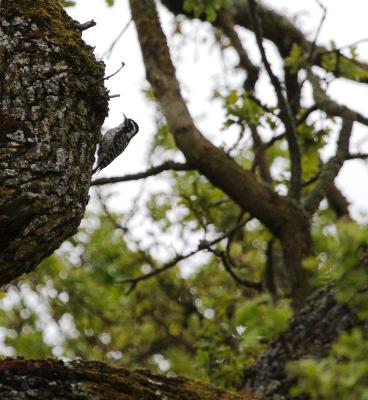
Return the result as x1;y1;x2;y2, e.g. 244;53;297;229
0;0;108;284
0;359;252;400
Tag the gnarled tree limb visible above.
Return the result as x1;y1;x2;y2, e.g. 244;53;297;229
130;0;312;306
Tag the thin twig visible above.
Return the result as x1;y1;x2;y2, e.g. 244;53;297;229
108;94;121;99
103;61;125;82
74;20;96;31
117;217;252;293
210;248;262;290
217;10;259;91
248;0;302;200
251;133;285;172
319;38;368;56
347;153;368;160
102;19;132;59
308;0;327;63
91;161;193;186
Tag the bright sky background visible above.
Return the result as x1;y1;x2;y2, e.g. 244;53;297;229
66;0;368;220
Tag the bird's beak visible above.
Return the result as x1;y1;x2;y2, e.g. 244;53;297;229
122;113;127;124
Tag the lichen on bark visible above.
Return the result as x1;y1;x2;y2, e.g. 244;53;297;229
0;359;251;400
0;0;109;284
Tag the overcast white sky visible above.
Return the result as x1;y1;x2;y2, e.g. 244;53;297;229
66;0;368;220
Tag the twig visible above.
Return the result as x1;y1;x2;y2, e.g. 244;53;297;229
103;61;125;82
108;94;121;99
74;20;96;31
251;103;319;172
91;161;193;186
347;153;368;160
319;38;368;56
304;118;354;213
248;0;302;200
296;105;319;126
102;19;132;59
217;10;259;91
307;69;368;126
308;0;327;63
117;217;252;293
251;133;285;172
210;248;262;290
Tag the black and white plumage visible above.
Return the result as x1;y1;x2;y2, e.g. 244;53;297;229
92;115;139;174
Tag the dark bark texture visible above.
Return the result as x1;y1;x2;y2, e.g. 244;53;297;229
0;0;108;284
0;359;252;400
241;287;362;399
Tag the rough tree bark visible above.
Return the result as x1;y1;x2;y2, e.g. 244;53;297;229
0;0;108;284
0;359;252;400
241;286;362;399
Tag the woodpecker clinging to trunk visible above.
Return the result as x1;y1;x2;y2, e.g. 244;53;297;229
93;114;139;174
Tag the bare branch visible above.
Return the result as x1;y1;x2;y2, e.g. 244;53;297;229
251;133;285;173
307;69;368;126
326;183;351;220
117;217;252;293
210;248;262;291
217;10;259;91
102;19;132;59
347;153;368;160
74;20;96;31
162;1;368;85
304;119;354;213
248;0;302;200
91;161;193;186
102;61;125;82
308;0;327;63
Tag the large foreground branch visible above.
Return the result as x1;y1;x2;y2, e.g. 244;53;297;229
0;359;250;400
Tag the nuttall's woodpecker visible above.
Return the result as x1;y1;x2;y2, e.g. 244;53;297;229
92;114;139;174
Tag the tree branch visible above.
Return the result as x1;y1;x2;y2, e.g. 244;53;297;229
347;152;368;160
304;119;354;214
162;0;368;84
307;69;368;126
129;0;309;239
210;248;262;291
91;161;193;186
248;0;302;200
216;9;259;91
117;217;252;293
